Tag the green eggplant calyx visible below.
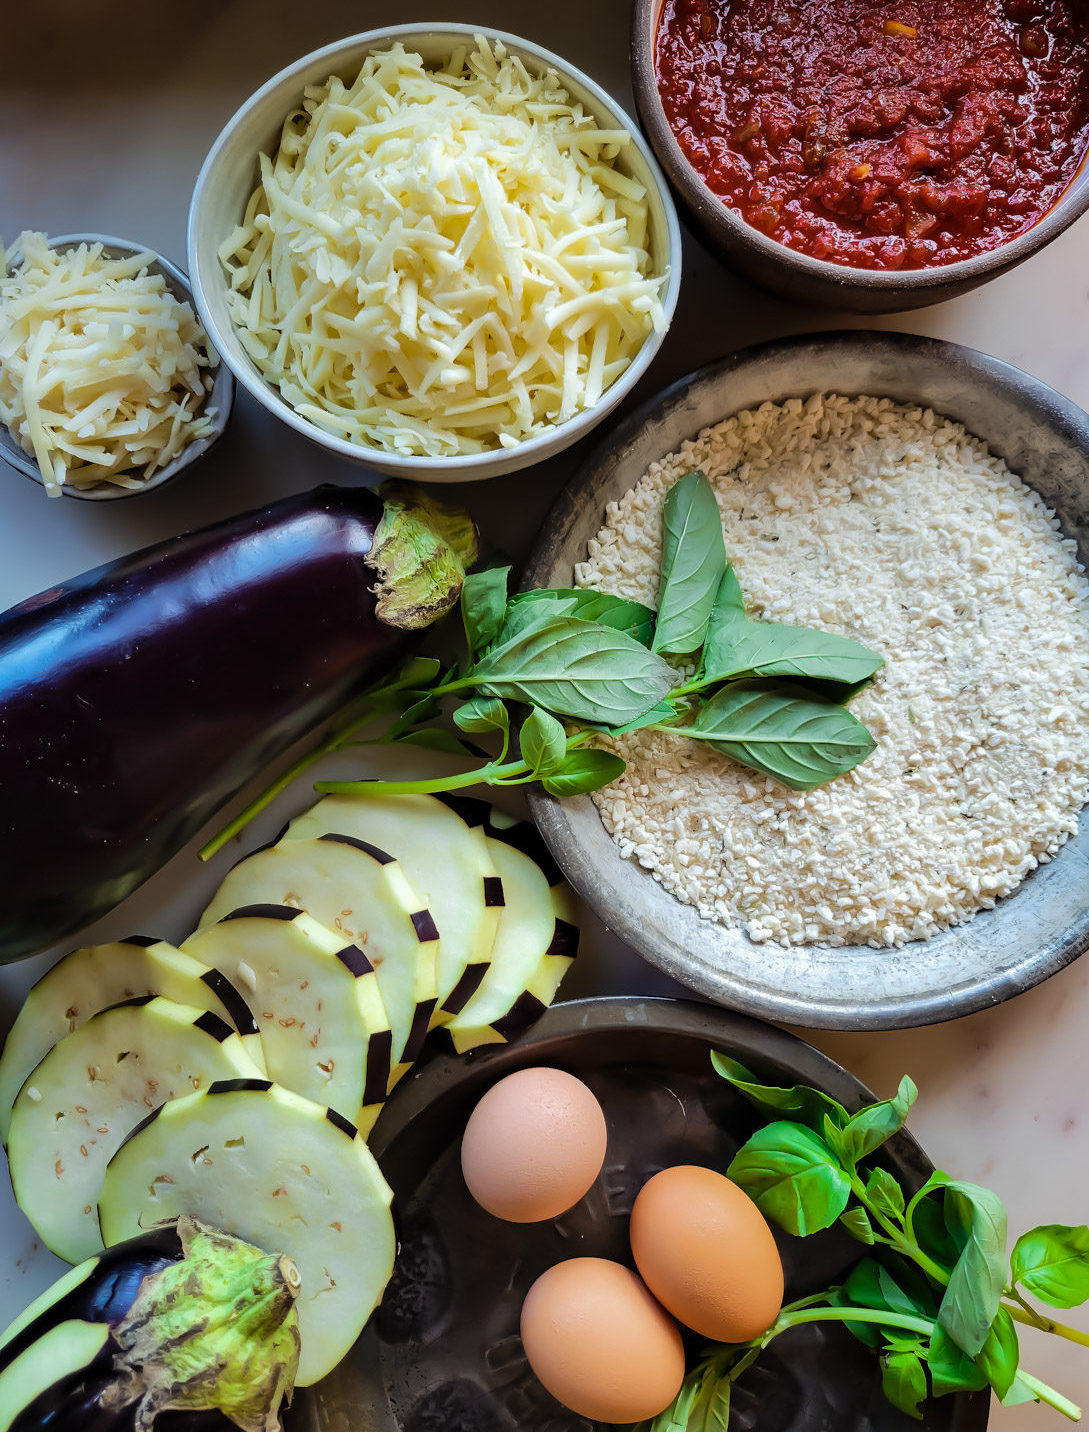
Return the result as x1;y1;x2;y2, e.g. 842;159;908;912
369;482;479;630
110;1217;300;1432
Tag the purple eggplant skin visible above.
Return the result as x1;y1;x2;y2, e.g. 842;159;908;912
0;1219;298;1432
2;1226;230;1432
0;482;472;962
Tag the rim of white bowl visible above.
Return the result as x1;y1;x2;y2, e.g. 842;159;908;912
187;22;683;477
0;233;233;501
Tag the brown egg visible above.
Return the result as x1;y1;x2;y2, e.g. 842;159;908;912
520;1258;686;1423
630;1165;784;1341
460;1067;607;1222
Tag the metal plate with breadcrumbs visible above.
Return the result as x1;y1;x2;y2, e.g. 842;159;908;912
285;998;988;1432
523;331;1089;1030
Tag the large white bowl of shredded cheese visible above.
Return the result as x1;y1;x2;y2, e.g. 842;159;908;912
187;26;681;480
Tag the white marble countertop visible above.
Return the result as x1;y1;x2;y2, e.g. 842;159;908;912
3;1;1089;1426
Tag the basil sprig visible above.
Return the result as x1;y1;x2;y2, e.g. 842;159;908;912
200;473;885;856
634;1056;1089;1431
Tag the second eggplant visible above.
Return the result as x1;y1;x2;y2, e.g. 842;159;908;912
0;1217;299;1432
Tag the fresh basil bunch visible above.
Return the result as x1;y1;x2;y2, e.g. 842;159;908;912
203;472;884;855
634;1055;1089;1430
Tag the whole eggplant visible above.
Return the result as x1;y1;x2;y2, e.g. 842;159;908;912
0;482;476;961
0;1217;299;1432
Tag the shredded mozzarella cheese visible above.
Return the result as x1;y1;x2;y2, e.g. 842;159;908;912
219;37;667;458
0;233;219;495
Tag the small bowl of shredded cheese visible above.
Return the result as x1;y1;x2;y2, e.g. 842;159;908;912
0;233;231;500
187;27;680;481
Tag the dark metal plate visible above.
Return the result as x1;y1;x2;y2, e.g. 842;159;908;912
290;998;989;1432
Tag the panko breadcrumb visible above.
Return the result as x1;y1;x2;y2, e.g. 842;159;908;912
576;393;1089;948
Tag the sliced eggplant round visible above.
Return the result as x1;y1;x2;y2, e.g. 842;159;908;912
8;998;263;1264
285;792;503;1019
0;938;263;1142
181;908;393;1132
0;1319;112;1431
98;1080;395;1388
437;809;579;1055
198;836;439;1074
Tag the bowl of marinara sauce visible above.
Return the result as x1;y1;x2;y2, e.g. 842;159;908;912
631;0;1089;311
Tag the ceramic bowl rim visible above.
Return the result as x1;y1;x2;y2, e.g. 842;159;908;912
186;22;682;482
0;233;233;501
629;0;1089;298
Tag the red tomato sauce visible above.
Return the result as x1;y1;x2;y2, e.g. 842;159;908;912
655;0;1089;269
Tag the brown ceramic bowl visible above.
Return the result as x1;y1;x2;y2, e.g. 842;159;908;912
630;0;1089;313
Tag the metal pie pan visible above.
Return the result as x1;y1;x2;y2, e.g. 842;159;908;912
523;330;1089;1030
289;997;988;1432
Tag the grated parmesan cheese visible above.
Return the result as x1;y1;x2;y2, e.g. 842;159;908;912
218;38;667;457
0;233;218;495
577;393;1089;949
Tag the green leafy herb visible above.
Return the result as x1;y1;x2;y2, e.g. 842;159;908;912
650;1058;1089;1432
472;615;675;725
882;1348;928;1419
200;470;885;853
508;588;657;647
452;696;509;740
682;681;877;790
460;566;511;654
938;1182;1009;1356
841;1207;877;1245
835;1077;918;1164
699;620;886;688
710;1052;850;1133
727;1123;851;1235
653;471;727;657
1011;1225;1089;1309
977;1306;1020;1399
519;708;567;778
540;748;626;797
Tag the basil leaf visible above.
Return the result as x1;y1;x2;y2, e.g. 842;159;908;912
492;595;579;648
837;1077;918;1165
976;1306;1019;1399
689;1373;730;1432
511;589;657;647
637;1368;705;1432
865;1166;907;1222
1011;1224;1089;1308
453;696;510;739
461;566;510;654
473;615;676;724
686;680;877;790
1000;1373;1041;1407
881;1349;927;1421
366;655;443;710
702;620;885;687
710;1052;851;1133
927;1326;989;1398
832;1259;935;1353
652;470;727;657
713;561;745;618
905;1172;961;1273
727;1122;851;1235
938;1182;1009;1356
841;1207;876;1245
540;749;626;797
383;690;441;739
520;708;567;777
